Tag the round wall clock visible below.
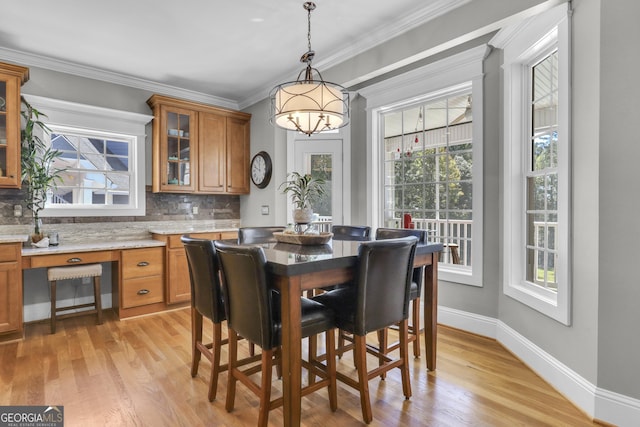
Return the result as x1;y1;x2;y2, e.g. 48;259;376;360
250;151;272;189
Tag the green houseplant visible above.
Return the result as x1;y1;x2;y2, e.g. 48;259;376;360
20;96;64;242
279;172;326;224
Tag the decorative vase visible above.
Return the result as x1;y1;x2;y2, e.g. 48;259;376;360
293;207;313;224
31;217;44;243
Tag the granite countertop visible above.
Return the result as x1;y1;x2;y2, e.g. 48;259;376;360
22;239;167;256
148;226;238;235
0;235;29;244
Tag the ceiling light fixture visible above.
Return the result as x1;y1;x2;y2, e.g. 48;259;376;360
269;2;349;136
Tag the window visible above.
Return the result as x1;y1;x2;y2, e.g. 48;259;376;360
49;127;134;208
359;45;486;286
23;95;152;217
499;4;571;324
382;90;473;269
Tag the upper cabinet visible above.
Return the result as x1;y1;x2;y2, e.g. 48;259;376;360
0;62;29;189
147;95;251;195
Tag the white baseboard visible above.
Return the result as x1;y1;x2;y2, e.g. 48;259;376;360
439;305;640;427
24;293;113;323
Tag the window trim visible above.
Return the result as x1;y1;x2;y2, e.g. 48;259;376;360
23;94;153;217
359;45;487;286
498;4;572;324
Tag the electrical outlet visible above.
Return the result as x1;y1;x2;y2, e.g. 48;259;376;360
192;206;199;215
261;205;269;215
82;277;91;285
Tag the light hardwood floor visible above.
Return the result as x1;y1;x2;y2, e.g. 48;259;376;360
0;308;598;426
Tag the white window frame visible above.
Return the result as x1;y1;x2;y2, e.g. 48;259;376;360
498;4;572;324
359;45;486;286
23;94;152;217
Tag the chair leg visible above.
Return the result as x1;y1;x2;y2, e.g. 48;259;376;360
412;297;421;358
225;329;239;413
257;349;274;427
398;319;412;400
50;280;57;334
93;276;103;325
354;334;373;424
377;328;388;379
325;329;338;412
191;309;203;377
308;334;318;384
208;321;222;402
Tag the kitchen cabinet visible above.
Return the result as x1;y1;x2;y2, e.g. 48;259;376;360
0;62;29;189
119;247;165;315
152;231;238;304
0;243;22;338
147;95;251;194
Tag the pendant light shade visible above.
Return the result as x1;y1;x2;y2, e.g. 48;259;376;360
270;2;349;136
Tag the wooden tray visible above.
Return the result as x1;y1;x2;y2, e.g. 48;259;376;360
273;232;333;246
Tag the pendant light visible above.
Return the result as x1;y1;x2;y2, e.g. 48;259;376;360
269;2;350;136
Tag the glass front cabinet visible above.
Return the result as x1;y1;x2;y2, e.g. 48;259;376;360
147;94;250;195
0;62;29;189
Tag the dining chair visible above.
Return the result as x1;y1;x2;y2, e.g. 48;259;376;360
237;226;285;244
181;236;228;402
213;240;338;427
331;225;371;241
375;227;427;359
313;236;418;424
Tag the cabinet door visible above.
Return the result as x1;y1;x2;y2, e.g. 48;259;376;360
226;116;250;194
158;105;197;193
0;72;23;189
0;261;21;334
168;248;191;304
198;112;226;193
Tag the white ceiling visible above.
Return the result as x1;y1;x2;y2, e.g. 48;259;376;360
0;0;469;109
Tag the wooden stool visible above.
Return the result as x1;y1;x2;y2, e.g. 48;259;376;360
48;263;103;334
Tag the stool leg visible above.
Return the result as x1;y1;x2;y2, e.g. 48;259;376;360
94;276;103;325
50;280;57;334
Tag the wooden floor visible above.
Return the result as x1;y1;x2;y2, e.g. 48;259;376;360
0;308;598;426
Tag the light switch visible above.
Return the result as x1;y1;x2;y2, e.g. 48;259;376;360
261;205;269;215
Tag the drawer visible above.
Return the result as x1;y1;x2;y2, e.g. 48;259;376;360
168;232;221;249
121;247;164;279
121;276;164;308
0;244;20;262
28;250;116;268
219;231;238;240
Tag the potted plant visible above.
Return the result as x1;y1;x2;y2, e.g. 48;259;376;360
279;172;326;224
20;96;64;243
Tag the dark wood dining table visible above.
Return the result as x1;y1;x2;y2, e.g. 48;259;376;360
261;238;443;427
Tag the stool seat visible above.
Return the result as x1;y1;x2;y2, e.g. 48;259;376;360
48;263;103;334
48;264;102;281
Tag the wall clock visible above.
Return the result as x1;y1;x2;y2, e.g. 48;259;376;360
250;151;272;189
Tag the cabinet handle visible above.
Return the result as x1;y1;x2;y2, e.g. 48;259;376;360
137;289;150;295
67;257;82;263
137;261;150;267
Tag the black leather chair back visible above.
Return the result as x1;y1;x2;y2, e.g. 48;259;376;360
238;226;285;244
331;225;371;241
375;227;426;293
214;241;280;350
354;236;417;335
181;236;226;324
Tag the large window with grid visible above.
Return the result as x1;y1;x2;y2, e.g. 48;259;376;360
48;127;134;208
382;91;473;269
501;4;571;324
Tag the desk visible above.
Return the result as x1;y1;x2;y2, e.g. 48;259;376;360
261;239;442;427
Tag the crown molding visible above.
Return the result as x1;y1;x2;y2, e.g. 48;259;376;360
0;46;240;110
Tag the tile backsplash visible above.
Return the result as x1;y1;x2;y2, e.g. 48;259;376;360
0;186;240;227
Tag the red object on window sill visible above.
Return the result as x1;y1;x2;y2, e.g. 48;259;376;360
403;214;412;229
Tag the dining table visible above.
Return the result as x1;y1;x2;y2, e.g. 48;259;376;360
260;238;443;427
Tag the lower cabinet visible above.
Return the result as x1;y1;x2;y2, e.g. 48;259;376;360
0;243;22;338
119;247;165;317
153;231;237;304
